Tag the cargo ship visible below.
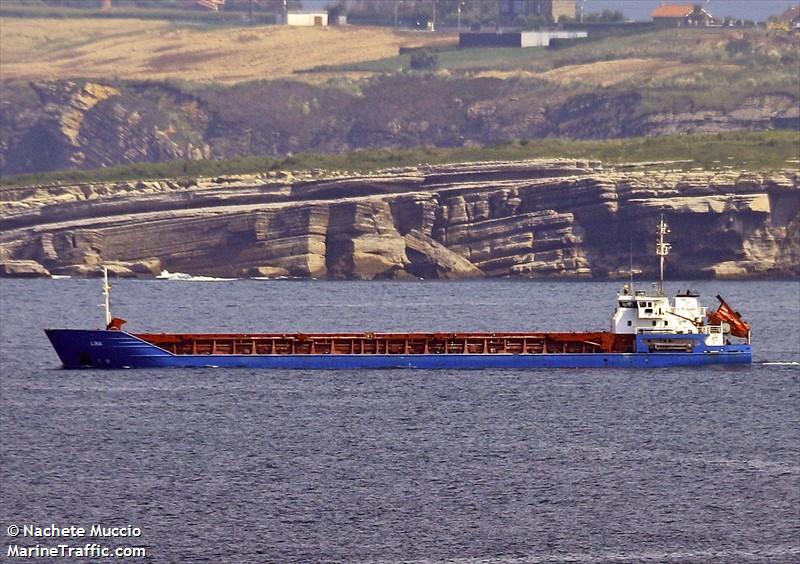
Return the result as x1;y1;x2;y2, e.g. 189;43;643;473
45;218;752;369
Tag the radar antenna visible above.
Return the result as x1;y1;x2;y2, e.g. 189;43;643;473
656;214;671;295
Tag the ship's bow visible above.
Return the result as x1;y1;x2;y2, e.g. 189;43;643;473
45;329;171;369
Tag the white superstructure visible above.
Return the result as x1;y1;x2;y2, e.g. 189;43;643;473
609;216;726;347
611;287;725;346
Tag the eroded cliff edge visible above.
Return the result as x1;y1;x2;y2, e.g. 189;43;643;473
2;79;798;176
1;160;798;279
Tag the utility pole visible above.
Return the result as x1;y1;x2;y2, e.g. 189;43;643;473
394;0;399;28
431;0;436;31
457;0;462;33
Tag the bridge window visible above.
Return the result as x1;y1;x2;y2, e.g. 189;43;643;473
627;321;632;326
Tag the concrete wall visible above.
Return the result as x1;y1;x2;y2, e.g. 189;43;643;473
459;32;522;48
520;30;587;47
459;30;587;49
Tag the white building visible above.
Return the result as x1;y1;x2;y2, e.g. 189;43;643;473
286;11;329;26
519;30;587;47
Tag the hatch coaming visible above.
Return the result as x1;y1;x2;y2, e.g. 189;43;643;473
135;331;637;356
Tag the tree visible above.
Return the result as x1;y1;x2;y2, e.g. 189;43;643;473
459;0;499;26
689;4;705;24
584;9;624;23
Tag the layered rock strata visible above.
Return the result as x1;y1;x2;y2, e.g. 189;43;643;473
0;160;797;279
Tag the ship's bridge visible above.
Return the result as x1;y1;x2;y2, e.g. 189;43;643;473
611;286;713;340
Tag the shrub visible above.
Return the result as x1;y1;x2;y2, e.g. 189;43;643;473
725;38;752;56
410;49;439;70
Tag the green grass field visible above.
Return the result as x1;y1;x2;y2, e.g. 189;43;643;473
2;131;796;189
315;28;798;73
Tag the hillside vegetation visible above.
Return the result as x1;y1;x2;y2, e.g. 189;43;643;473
315;28;799;110
0;19;797;177
2;131;796;188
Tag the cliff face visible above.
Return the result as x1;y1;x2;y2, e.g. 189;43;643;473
1;160;797;279
1;78;798;175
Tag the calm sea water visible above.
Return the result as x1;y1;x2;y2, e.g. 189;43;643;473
1;279;798;563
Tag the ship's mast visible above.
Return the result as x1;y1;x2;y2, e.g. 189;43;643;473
628;238;634;291
103;265;112;327
656;214;671;295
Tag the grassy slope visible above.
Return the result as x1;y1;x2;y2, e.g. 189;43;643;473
2;131;797;188
317;28;799;112
0;18;796;186
322;28;798;73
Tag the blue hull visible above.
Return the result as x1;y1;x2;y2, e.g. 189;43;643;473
45;329;752;369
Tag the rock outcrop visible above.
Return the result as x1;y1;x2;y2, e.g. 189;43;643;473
0;259;51;278
0;160;797;279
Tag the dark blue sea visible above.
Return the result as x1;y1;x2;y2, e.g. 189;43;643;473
1;279;799;563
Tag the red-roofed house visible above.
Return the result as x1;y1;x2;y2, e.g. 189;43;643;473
651;4;714;26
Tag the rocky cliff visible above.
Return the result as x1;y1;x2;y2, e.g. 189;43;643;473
2;78;798;176
1;160;797;279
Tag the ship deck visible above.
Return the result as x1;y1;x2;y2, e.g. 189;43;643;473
136;332;636;356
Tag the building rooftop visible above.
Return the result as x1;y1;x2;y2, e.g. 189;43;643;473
651;4;695;18
194;0;225;11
